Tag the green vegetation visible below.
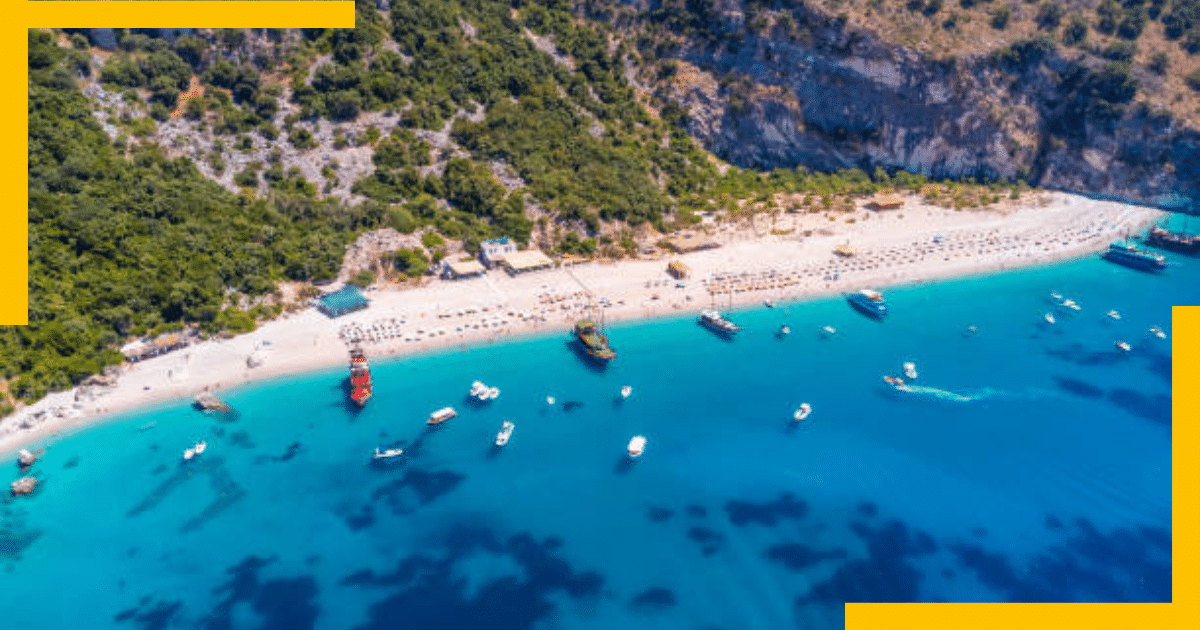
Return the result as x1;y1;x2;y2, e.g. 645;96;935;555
5;30;390;407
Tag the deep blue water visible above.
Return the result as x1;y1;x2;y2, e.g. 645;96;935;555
2;233;1193;630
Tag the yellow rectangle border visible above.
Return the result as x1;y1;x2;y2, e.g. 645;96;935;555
6;6;1194;628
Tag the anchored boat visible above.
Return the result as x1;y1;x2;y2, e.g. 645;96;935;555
573;319;617;363
427;407;457;425
699;309;741;336
349;346;373;407
1103;241;1167;271
495;421;515;447
846;289;888;318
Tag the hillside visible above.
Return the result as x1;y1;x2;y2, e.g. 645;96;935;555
7;0;1195;415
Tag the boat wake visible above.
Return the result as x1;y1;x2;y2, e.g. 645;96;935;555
894;384;998;403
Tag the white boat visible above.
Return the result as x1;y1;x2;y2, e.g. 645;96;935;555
779;324;791;336
1149;327;1167;340
194;441;207;455
821;326;837;337
1106;310;1121;320
495;421;515;447
1062;299;1081;311
1049;292;1064;303
546;396;556;406
1044;313;1056;324
469;380;486;397
427;407;457;425
764;299;776;307
373;447;404;459
620;385;633;399
182;447;196;461
1115;340;1131;353
902;362;918;380
487;386;500;400
965;325;978;335
793;403;812;422
627;435;647;458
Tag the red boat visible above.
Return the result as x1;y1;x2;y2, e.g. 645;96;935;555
349;346;372;406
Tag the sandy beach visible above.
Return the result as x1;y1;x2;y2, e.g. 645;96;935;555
0;191;1165;456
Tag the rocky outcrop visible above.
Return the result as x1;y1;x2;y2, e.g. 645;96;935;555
619;1;1198;209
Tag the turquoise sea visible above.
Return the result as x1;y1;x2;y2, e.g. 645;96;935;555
1;230;1191;629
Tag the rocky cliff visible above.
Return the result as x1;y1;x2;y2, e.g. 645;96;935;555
608;0;1199;209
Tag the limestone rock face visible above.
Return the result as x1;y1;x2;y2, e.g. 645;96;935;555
624;1;1199;209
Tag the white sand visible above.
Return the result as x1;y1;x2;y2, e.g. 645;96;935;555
0;192;1164;456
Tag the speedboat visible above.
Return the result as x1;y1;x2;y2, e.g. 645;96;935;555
1049;292;1064;303
627;435;647;458
495;421;515;447
546;396;556;406
778;324;791;336
194;441;207;455
373;447;404;460
1062;299;1081;311
1115;340;1131;353
793;403;812;422
427;407;457;425
902;362;918;380
1149;327;1167;340
182;447;195;461
1043;313;1056;324
820;326;837;337
883;375;905;389
1106;310;1121;320
620;385;633;399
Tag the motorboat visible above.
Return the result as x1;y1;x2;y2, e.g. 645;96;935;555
820;326;837;337
846;289;888;318
470;381;500;402
764;299;776;308
194;441;207;455
373;447;404;460
1044;313;1056;324
793;403;812;422
546;396;556;406
495;421;515;447
1149;327;1167;340
883;375;905;389
778;324;791;336
699;309;742;336
427;407;457;425
902;362;918;380
620;385;633;399
1115;340;1131;353
1049;292;1064;303
1106;310;1121;320
627;435;647;458
1062;299;1081;311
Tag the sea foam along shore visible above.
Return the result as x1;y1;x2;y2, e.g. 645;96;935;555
0;192;1163;456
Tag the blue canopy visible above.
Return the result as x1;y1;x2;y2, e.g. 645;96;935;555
317;285;369;318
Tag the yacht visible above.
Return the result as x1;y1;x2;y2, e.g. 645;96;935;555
699;309;741;336
373;447;404;460
627;435;647;458
427;407;457;425
1115;340;1132;353
846;289;888;318
495;421;515;447
902;362;918;380
1044;313;1056;324
1103;241;1168;271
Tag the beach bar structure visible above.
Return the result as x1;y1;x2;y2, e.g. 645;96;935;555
316;285;370;318
442;258;486;279
499;249;554;274
480;237;518;269
667;260;690;279
868;194;904;210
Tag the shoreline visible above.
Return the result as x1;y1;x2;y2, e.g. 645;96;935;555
0;191;1165;457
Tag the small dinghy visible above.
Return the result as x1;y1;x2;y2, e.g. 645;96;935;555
495;421;515;447
793;403;812;422
1115;340;1131;353
373;447;404;460
620;385;633;399
627;435;647;458
964;325;978;336
902;362;918;380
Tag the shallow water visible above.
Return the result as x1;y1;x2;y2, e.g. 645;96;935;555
1;240;1192;630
